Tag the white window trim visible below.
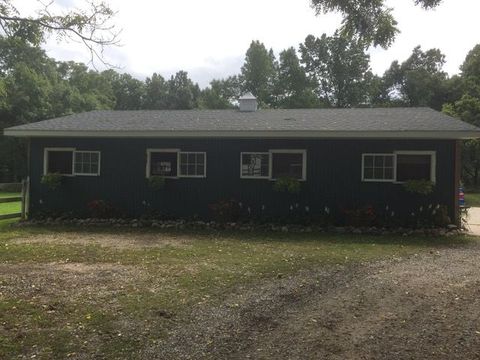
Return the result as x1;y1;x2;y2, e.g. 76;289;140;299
361;153;396;183
146;149;207;179
43;147;75;176
44;148;101;177
178;151;207;178
394;150;436;184
240;152;270;179
146;148;180;179
269;149;307;181
73;151;101;176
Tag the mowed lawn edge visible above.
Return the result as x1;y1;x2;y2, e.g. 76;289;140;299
0;192;21;216
0;219;477;358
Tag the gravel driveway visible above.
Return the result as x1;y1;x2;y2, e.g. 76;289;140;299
146;243;480;360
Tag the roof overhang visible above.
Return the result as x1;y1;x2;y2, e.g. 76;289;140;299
4;129;480;139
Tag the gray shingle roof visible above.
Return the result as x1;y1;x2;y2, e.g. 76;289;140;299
4;107;480;139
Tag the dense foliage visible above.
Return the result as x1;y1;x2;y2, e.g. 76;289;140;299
1;37;479;184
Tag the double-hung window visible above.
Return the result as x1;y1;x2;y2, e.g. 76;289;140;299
240;150;307;181
240;153;269;178
361;151;436;183
362;154;395;182
146;149;206;178
44;148;101;176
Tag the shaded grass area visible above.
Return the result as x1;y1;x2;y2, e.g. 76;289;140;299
0;219;476;359
465;191;480;207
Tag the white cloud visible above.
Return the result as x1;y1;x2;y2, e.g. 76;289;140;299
12;0;480;87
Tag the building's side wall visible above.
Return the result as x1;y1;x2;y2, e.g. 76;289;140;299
28;138;457;222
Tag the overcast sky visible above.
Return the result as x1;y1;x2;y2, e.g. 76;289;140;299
18;0;480;88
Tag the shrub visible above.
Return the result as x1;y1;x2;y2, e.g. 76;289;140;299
273;177;301;194
209;198;240;222
87;200;119;219
403;180;434;195
343;205;376;227
148;176;166;190
40;173;63;190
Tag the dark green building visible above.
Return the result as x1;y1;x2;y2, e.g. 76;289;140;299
5;96;480;224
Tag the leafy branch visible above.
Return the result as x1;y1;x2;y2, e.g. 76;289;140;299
0;0;120;67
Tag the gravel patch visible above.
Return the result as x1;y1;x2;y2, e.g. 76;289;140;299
144;245;480;359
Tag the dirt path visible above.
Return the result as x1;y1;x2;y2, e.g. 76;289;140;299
146;245;480;360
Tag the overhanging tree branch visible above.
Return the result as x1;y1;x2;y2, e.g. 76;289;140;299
0;0;120;67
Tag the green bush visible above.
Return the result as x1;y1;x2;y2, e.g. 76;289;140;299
40;173;63;190
402;179;434;195
148;176;166;190
273;177;301;194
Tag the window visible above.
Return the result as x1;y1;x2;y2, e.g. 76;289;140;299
362;154;395;182
241;153;269;178
271;150;306;180
44;149;74;175
146;149;206;178
44;148;101;176
149;151;178;177
361;151;436;183
74;151;100;176
179;152;206;177
395;151;436;183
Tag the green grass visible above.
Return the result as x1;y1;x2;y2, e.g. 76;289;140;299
0;192;21;217
0;220;476;359
0;191;20;198
465;191;480;207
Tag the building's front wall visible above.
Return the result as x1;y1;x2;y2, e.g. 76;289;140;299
28;137;458;222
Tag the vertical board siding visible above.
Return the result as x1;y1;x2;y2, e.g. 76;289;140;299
29;138;456;220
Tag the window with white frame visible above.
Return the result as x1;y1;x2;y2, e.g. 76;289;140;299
44;148;74;175
44;148;101;176
74;151;100;176
395;151;436;183
271;150;306;180
148;150;178;177
146;149;206;178
241;153;269;178
361;151;436;183
362;154;395;182
179;152;206;177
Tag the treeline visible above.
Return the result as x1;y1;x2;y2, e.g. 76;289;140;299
1;33;480;183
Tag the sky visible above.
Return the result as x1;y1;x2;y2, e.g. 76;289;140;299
15;0;480;88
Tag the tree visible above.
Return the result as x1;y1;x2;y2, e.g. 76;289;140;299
299;33;372;107
143;73;168;110
103;70;145;110
199;76;241;109
276;47;317;108
240;40;277;107
310;0;443;48
0;0;119;65
442;44;480;186
166;71;200;110
383;46;448;109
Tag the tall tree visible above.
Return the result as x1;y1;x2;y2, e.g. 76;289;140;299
103;70;145;110
310;0;443;48
299;33;372;107
166;71;200;110
443;44;480;186
240;40;277;107
276;47;317;108
199;76;241;109
383;46;448;109
143;73;168;110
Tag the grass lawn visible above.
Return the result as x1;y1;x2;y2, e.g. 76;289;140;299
0;192;21;216
465;191;480;207
0;219;475;359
